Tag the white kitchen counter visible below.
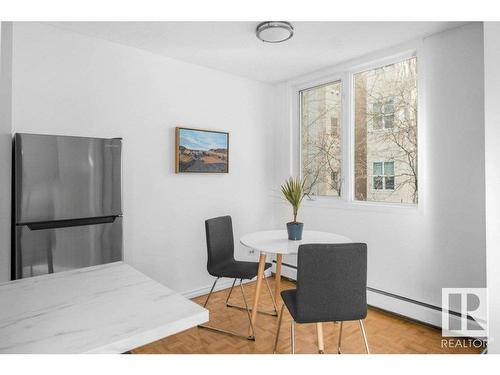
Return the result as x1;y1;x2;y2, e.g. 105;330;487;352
0;261;208;353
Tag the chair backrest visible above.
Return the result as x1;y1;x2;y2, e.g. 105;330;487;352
295;243;367;323
205;216;235;276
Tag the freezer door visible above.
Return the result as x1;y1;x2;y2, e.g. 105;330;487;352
15;133;122;223
14;217;123;279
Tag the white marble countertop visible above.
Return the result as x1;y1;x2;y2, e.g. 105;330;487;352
0;261;208;353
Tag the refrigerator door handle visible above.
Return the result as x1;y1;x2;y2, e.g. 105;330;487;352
23;215;119;231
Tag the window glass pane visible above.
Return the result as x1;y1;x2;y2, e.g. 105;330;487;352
373;176;383;190
384;114;395;129
384;99;395;129
384;161;394;175
384;99;395;115
373;102;382;113
385;176;395;190
373;162;383;175
354;57;418;204
372;102;383;130
331;171;338;182
301;81;342;197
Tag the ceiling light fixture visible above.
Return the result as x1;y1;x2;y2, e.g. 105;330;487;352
256;21;294;43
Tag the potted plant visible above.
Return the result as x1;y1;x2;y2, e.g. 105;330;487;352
281;176;306;240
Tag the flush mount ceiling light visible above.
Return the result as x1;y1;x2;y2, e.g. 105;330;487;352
256;21;294;43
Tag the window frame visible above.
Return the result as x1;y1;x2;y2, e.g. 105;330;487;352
292;46;421;211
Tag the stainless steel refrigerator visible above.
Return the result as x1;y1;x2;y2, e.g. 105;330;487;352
12;133;123;279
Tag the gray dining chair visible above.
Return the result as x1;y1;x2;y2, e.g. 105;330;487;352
199;215;278;340
273;243;369;354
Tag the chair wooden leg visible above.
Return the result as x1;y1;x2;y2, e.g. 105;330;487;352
316;323;325;354
336;321;343;354
273;305;285;354
359;320;370;354
290;320;296;354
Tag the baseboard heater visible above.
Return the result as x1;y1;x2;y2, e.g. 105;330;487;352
272;260;486;333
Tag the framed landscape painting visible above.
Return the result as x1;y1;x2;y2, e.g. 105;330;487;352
175;127;229;173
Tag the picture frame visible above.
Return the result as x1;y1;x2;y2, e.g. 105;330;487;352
175;127;229;173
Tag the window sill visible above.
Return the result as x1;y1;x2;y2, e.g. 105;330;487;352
274;195;419;215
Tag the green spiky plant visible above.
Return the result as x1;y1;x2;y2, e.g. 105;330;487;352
281;177;306;223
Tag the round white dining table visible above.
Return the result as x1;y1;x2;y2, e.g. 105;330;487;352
239;229;352;349
240;230;352;255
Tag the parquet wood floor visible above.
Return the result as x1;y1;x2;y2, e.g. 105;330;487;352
132;278;482;354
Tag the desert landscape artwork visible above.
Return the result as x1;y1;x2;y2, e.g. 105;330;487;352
175;127;229;173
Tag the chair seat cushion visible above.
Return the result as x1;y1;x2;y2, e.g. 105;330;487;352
211;260;271;280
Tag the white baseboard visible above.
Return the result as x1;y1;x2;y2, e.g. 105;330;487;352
368;289;487;337
366;288;443;328
277;262;297;280
182;269;272;299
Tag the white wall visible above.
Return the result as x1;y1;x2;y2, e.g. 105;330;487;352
272;23;486;323
10;22;275;294
0;22;13;282
484;21;500;354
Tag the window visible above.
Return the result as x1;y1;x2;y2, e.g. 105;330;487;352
372;98;395;130
298;54;418;205
372;162;395;190
354;57;417;204
300;81;342;197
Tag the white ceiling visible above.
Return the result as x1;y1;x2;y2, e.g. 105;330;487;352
47;22;466;83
